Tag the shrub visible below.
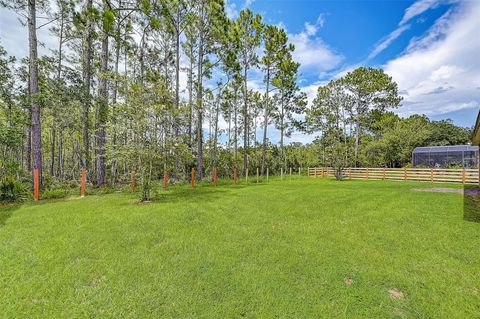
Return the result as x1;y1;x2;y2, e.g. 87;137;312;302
0;175;27;202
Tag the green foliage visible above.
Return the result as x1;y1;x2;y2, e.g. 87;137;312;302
302;67;472;169
0;175;27;202
102;9;116;33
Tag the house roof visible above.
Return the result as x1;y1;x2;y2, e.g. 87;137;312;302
413;145;478;153
474;109;480;145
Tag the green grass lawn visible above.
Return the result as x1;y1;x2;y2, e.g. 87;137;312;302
1;178;479;318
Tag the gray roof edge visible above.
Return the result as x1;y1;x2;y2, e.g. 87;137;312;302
413;145;479;153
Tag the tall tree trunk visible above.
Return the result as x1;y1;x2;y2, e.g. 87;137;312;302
213;88;220;167
111;18;121;185
173;23;182;178
57;128;63;178
50;130;55;176
28;0;42;185
188;49;193;152
280;94;285;169
52;12;65;178
26;110;31;172
227;102;231;151
243;66;248;172
174;21;180;137
196;36;204;180
139;28;147;83
95;31;109;186
354;100;360;168
261;68;270;175
82;0;93;178
234;87;238;164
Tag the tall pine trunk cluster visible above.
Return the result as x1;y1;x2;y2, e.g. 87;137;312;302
0;1;325;192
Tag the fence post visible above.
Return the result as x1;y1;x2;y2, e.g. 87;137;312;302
462;169;466;184
383;167;386;180
81;167;86;197
164;170;168;190
307;167;309;177
131;169;136;192
290;167;292;177
191;167;195;188
281;168;283;180
403;167;407;181
256;168;259;183
245;168;248;183
33;168;39;201
234;165;237;185
349;168;352;180
366;168;369;180
267;168;269;181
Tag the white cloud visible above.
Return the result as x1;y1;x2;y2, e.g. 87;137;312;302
275;21;286;30
303;13;325;36
367;0;460;61
405;7;453;51
399;0;442;25
368;24;410;60
244;0;255;8
289;13;343;75
384;0;480;116
225;0;238;19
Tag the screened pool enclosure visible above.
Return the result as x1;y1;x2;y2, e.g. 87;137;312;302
412;145;479;168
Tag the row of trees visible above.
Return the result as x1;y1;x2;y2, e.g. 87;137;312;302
0;1;473;194
0;0;306;190
304;68;472;176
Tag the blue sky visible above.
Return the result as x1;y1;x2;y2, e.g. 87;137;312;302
0;0;479;145
225;0;479;133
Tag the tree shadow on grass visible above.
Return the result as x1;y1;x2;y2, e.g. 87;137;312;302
133;183;253;205
153;187;229;204
0;204;21;227
463;185;480;223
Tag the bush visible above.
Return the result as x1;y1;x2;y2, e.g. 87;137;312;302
0;175;27;202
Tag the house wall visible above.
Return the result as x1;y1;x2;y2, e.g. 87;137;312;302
473;110;480;185
474;111;480;145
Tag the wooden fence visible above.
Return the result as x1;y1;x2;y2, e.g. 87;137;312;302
308;167;479;185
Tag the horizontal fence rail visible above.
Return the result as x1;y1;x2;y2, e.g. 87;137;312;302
308;167;479;185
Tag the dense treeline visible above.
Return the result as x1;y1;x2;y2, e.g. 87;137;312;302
0;0;472;199
304;69;473;176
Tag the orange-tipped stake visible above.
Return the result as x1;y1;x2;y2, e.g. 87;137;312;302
131;169;136;192
81;167;86;197
164;170;168;190
33;168;39;201
191;167;195;188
